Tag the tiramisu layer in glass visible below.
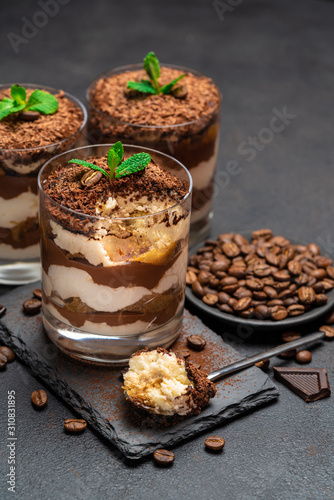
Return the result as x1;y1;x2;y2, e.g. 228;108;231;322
0;84;87;285
39;144;192;363
87;63;220;245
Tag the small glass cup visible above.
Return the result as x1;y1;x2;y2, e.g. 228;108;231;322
0;84;87;285
38;144;192;364
87;65;221;247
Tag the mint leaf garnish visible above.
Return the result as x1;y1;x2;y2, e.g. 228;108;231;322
115;152;151;179
127;80;156;95
0;84;59;121
68;159;109;178
25;90;58;114
160;74;186;95
127;51;187;97
68;143;151;184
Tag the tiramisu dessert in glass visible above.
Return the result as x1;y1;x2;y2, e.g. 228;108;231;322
0;84;87;285
38;142;192;363
87;52;221;246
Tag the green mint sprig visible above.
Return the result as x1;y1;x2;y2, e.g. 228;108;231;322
0;84;59;121
69;141;151;182
127;52;185;96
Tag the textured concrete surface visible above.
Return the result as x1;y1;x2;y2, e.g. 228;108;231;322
1;0;334;498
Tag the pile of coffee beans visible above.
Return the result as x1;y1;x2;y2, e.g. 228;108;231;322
187;229;334;321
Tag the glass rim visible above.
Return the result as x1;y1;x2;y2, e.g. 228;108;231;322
38;143;193;222
86;63;221;129
0;83;87;153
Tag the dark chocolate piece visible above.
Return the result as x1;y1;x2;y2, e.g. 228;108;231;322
273;367;331;402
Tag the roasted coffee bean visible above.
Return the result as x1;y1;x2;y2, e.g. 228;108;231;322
227;297;237;308
315;256;333;268
203;286;218;296
326;266;334;279
186;335;206;351
265;252;279;266
246;278;263;291
294;274;309;286
288;260;302;276
278;349;297;359
22;298;42;315
217;304;234;314
0;305;6;318
218;232;234;243
222;242;240;258
273;281;290;291
153;449;175;465
271;305;288;321
252;229;272;240
283;246;295;261
281;331;301;342
31;389;48;409
240;244;255;255
315;294;328;306
271;235;289;247
189;254;199;266
197;271;211;285
284;297;298;307
251;300;267;307
234;233;249;247
0;352;7;369
307;276;317;287
202;252;213;259
267;299;284;307
33;288;42;299
319;325;334;340
240;308;254;319
211;260;230;273
254;264;272;277
187;266;199;275
287;304;305;316
254;305;270;320
197;245;214;254
19;110;40;121
64;418;87;433
204;436;225;452
198;262;211;272
294;244;307;253
203;294;219;306
0;346;15;362
273;270;290;282
228;266;246;279
233;297;252;312
176;350;190;359
220;276;238;287
255;359;270;370
323;278;334;290
192;281;205;298
81;170;102;187
298;286;316;304
208;277;220;288
307;243;320;256
186;270;197;285
234;287;252;300
263;286;277;299
215;271;228;279
303;263;316;275
278;254;288;270
324;310;334;325
252;291;267;301
278;289;293;300
205;239;219;247
295;350;312;364
310;268;327;280
222;283;239;294
218;292;230;304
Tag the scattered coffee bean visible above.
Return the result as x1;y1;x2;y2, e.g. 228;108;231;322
271;305;288;321
0;352;7;369
153;449;175;466
176;350;190;359
186;335;206;351
0;305;6;318
204;436;225;452
319;325;334;340
192;281;204;298
255;359;270;370
64;418;87;433
32;288;42;300
295;350;312;364
19;110;40;121
81;170;102;187
203;294;219;306
23;298;42;315
279;349;297;358
281;331;301;343
31;389;48;409
0;346;15;362
287;304;305;316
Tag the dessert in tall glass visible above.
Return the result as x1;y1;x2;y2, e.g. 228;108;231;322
39;143;192;363
87;52;220;246
0;84;87;285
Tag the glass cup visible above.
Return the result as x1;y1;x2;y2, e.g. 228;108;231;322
87;65;221;247
38;144;192;364
0;84;87;285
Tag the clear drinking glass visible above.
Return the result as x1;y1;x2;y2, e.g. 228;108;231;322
0;84;87;285
38;144;192;364
87;65;221;247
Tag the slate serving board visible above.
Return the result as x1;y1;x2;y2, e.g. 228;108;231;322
0;283;279;459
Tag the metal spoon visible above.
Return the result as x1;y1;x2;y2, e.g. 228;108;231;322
208;330;325;382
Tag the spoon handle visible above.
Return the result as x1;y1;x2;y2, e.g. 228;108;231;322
208;331;325;382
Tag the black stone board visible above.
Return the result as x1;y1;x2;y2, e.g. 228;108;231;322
0;282;278;459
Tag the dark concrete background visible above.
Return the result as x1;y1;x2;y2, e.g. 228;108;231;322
1;0;334;498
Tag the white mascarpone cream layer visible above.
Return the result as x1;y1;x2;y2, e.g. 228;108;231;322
0;192;38;228
190;136;219;191
0;242;40;260
43;247;186;314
